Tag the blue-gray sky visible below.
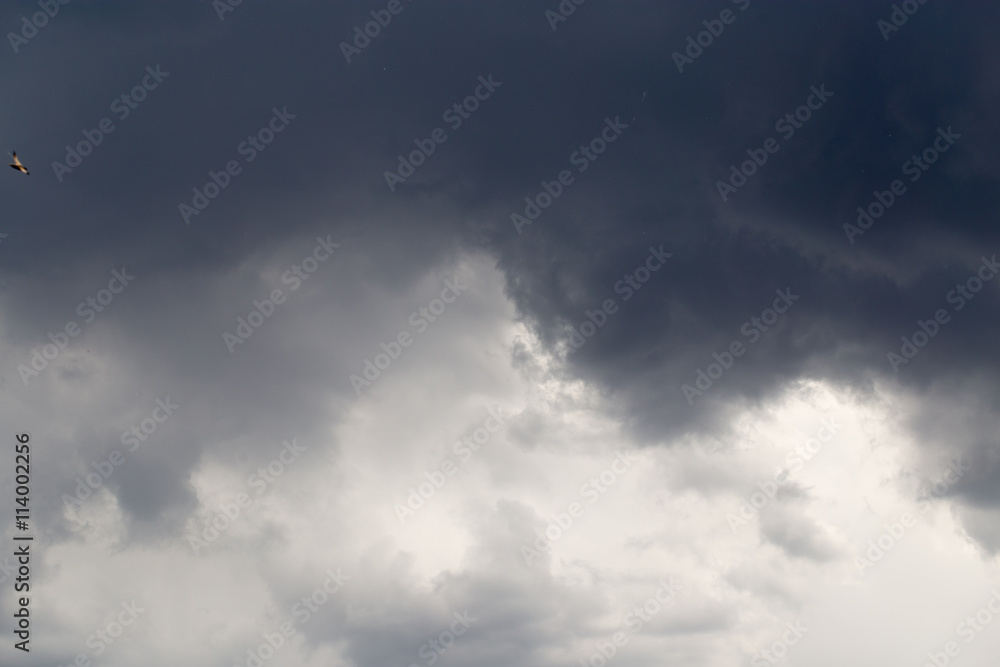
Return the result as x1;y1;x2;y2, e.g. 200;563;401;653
2;2;1000;666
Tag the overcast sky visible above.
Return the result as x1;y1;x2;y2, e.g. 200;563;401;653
2;1;1000;666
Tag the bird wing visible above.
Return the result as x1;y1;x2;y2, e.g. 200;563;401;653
8;152;29;173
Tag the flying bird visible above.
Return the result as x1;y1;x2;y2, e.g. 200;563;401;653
9;151;29;175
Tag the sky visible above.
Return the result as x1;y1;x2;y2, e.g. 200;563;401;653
2;1;1000;666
